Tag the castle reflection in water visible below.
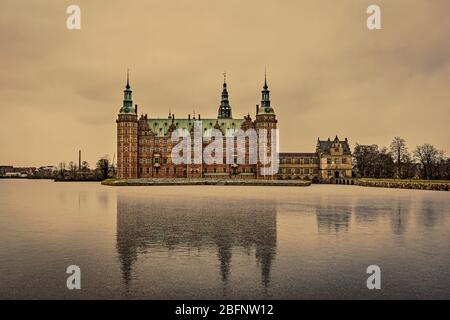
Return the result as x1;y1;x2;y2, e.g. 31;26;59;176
116;195;277;289
115;188;446;296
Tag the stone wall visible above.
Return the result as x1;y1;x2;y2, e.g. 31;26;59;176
102;178;311;187
355;179;449;191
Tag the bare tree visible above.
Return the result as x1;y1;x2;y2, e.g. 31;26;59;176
68;161;77;179
57;162;67;179
401;152;417;179
413;144;444;179
390;137;409;178
81;161;90;172
353;143;395;178
96;156;111;180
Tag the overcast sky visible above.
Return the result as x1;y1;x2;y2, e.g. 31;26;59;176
0;0;449;167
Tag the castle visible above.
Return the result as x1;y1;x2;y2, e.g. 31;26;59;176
116;73;352;182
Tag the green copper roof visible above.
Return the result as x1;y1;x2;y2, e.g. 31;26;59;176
119;106;136;114
147;118;245;137
257;106;275;115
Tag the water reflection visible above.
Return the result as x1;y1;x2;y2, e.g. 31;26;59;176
353;195;414;235
116;194;277;291
389;199;411;235
315;205;351;234
417;199;443;228
1;181;449;299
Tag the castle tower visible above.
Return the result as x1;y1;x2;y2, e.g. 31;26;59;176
255;73;278;179
217;73;232;119
116;71;138;179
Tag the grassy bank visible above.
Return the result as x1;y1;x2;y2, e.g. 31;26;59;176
102;178;311;187
355;178;449;191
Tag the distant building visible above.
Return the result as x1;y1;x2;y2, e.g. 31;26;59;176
0;166;36;177
0;166;14;176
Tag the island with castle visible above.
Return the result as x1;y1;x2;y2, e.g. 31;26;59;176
105;72;353;186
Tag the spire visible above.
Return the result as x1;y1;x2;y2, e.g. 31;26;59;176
126;68;130;89
263;69;268;90
261;72;270;107
119;70;135;114
218;73;232;119
256;71;275;116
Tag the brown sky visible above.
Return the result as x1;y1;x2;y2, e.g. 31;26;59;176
0;0;449;167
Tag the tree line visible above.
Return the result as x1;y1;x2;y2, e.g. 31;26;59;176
353;137;449;180
56;156;115;181
31;156;116;181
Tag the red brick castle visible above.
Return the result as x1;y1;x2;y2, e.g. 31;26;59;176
116;72;352;182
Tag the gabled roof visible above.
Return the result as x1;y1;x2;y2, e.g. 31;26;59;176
317;137;351;155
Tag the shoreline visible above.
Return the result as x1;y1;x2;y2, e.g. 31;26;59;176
3;178;448;191
355;178;449;191
102;178;312;187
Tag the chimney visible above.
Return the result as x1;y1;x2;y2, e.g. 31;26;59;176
198;114;201;120
256;104;259;115
188;114;191;120
78;150;81;171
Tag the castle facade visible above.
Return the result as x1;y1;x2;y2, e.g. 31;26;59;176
116;73;352;182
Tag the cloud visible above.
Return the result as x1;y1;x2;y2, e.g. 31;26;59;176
0;0;449;166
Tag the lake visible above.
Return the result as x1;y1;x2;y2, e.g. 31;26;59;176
0;179;449;299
